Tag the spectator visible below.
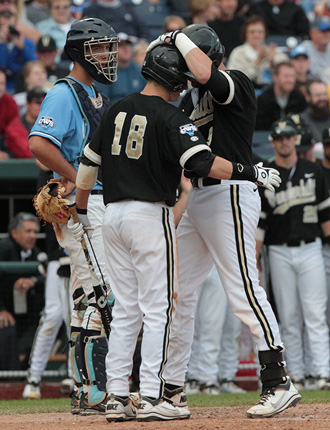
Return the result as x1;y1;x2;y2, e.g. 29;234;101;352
314;1;330;20
25;0;50;25
14;59;48;115
0;212;45;370
255;62;307;130
82;0;149;41
132;39;149;67
256;118;330;390
300;80;330;142
301;20;330;85
163;15;186;32
0;9;37;92
36;0;74;57
36;35;71;85
248;0;310;40
20;87;46;133
98;32;146;104
131;0;173;41
289;45;312;98
227;15;288;90
189;0;219;24
0;0;41;44
0;69;31;158
208;0;245;61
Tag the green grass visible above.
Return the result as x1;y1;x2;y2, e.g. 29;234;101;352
0;391;329;415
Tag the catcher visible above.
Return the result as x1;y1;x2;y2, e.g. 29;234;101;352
29;18;119;415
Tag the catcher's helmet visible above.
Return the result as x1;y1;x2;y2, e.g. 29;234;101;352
64;18;119;84
182;24;225;68
141;44;188;92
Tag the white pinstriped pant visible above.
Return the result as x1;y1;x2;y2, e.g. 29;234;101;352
102;200;177;399
163;181;283;387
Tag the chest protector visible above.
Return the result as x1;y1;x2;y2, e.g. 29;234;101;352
55;77;110;184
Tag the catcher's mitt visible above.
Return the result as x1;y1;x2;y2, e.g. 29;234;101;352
33;181;71;224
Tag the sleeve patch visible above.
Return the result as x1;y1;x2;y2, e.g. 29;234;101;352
180;123;198;136
38;116;55;128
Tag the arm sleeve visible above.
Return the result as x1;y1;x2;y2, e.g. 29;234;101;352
184;150;216;178
203;65;232;104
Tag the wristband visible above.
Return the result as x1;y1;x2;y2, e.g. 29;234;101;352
77;208;87;215
174;32;198;58
231;162;256;182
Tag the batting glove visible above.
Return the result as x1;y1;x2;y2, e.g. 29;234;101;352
254;162;281;192
146;30;182;53
68;213;93;241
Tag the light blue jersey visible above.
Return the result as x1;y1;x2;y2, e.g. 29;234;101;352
29;77;102;191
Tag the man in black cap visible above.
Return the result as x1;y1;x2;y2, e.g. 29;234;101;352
36;35;70;83
256;118;330;391
20;87;47;133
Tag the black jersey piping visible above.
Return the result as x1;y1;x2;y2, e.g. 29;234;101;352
157;207;175;398
230;184;279;351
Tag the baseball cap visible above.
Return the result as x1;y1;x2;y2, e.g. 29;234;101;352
37;35;57;52
270;119;296;138
322;127;330;144
118;32;138;45
27;87;47;103
295;128;313;152
317;22;330;32
290;45;309;59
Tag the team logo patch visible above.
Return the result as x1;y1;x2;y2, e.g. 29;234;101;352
180;123;198;136
38;116;55;128
190;136;199;142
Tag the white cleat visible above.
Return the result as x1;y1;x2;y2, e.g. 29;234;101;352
247;378;301;418
106;393;137;422
137;396;190;421
22;378;41;400
315;376;330;390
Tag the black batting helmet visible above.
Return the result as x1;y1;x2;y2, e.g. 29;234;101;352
141;44;188;92
182;24;225;68
64;18;119;85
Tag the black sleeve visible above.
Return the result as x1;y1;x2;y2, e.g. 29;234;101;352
203;65;231;103
184;150;216;178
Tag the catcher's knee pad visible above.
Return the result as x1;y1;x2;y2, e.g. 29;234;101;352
70;331;83;394
82;333;108;405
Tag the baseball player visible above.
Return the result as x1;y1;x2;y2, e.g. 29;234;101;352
146;24;301;418
72;43;280;422
29;18;119;414
257;119;330;390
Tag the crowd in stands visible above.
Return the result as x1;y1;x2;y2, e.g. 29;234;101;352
1;0;330;392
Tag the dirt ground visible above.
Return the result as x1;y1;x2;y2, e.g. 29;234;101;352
2;403;330;430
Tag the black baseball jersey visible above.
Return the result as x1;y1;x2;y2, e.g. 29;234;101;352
85;93;211;206
258;158;330;245
180;68;256;166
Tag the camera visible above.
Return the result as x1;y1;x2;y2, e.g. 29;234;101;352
8;25;20;37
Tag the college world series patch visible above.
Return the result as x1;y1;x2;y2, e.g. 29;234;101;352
38;116;55;128
180;123;198;136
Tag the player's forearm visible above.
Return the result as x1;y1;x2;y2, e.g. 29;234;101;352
29;136;77;183
208;156;233;180
321;220;330;239
175;32;212;84
75;188;91;211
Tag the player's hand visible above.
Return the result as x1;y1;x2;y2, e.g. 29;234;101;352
254;162;281;192
146;30;182;53
68;212;93;241
0;310;16;329
50;177;76;196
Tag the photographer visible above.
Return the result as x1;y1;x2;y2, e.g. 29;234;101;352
0;9;37;93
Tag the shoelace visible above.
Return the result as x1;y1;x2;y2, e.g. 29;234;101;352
258;387;275;405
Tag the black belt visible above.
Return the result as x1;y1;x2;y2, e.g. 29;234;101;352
91;190;103;195
285;238;316;247
191;177;221;188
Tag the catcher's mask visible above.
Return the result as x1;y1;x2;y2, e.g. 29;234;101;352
141;44;188;92
65;18;119;85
